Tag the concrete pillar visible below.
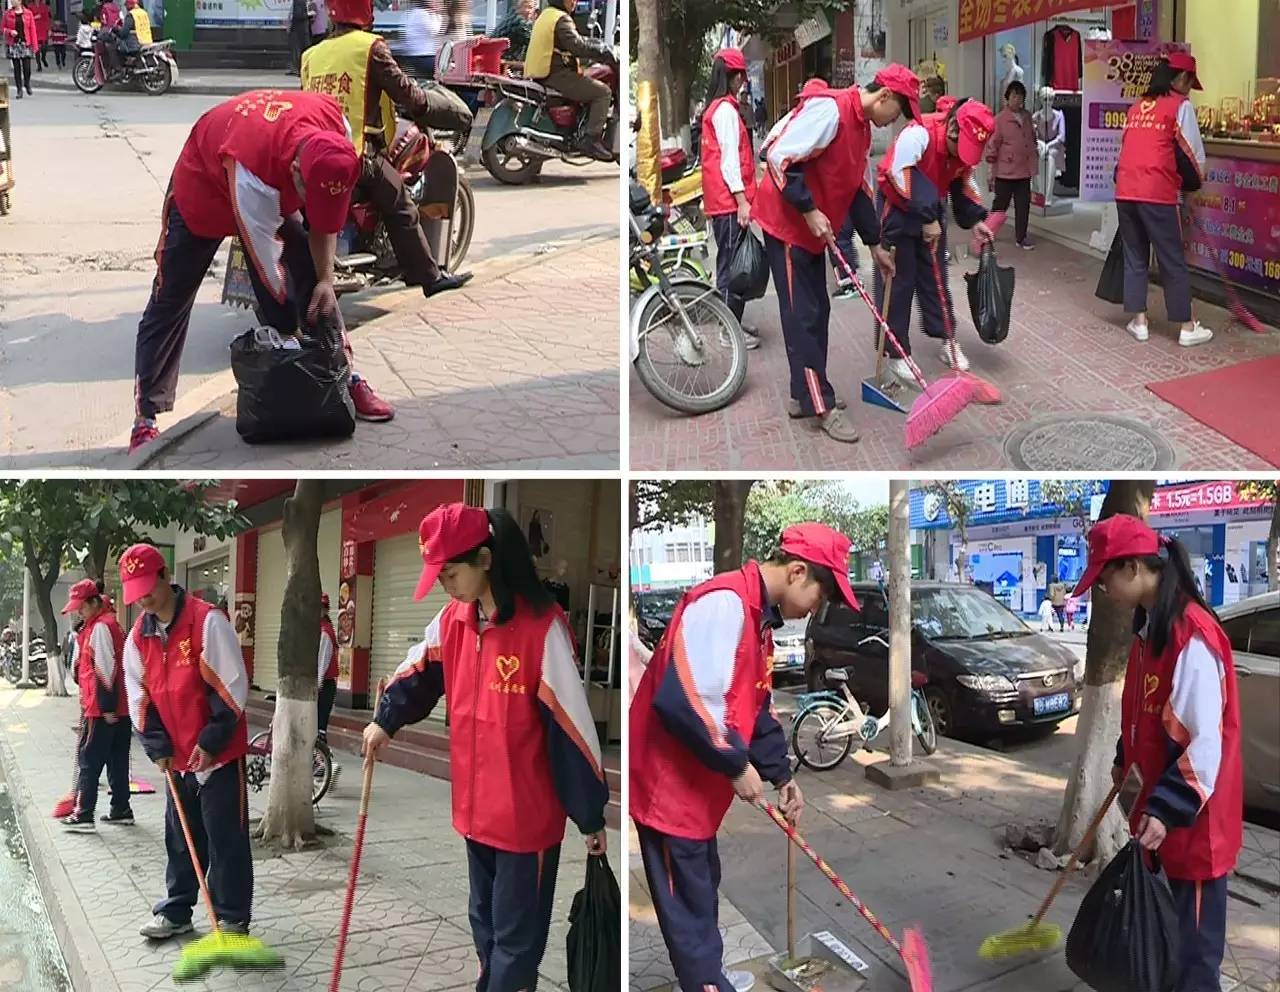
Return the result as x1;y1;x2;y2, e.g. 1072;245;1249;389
888;479;912;767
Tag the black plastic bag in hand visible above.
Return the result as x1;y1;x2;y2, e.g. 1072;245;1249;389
1096;228;1126;305
1066;841;1182;992
566;853;620;992
230;316;356;445
727;227;769;301
964;242;1015;343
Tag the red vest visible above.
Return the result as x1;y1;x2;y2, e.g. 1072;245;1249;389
1115;95;1189;206
630;562;775;840
878;113;967;213
320;617;339;682
701;95;757;216
752;88;871;255
1120;603;1243;880
78;610;127;720
438;599;570;853
129;595;249;772
171;90;349;239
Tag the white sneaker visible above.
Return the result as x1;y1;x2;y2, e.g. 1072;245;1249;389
938;342;970;371
725;969;756;992
1178;322;1213;347
1126;318;1150;342
885;358;920;390
139;914;194;940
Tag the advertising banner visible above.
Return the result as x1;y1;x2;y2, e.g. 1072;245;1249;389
1186;157;1280;300
1147;480;1273;517
195;0;410;30
958;0;1125;43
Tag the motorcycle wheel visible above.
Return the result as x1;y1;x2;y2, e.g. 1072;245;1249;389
73;56;102;93
140;59;172;96
449;175;475;270
633;281;747;415
482;140;540;186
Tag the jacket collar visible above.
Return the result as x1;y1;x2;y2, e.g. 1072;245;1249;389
141;585;187;639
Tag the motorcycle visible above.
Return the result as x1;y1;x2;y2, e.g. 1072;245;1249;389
222;119;473;316
73;30;177;96
2;637;48;687
629;178;747;414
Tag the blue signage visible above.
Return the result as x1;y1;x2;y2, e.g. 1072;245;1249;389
909;479;1110;530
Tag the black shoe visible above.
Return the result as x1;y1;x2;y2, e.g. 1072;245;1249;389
61;812;95;833
101;809;135;825
582;138;614;162
422;270;473;298
14;88;21;99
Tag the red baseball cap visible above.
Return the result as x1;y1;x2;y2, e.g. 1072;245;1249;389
1164;52;1202;90
414;503;492;601
934;94;958;116
714;47;746;73
299;131;359;234
955;100;996;166
1072;515;1162;597
118;544;167;605
61;578;102;615
779;523;860;610
873;63;922;122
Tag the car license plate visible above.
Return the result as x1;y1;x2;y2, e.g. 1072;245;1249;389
1034;692;1070;716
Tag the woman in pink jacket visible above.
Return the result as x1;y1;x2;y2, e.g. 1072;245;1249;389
985;80;1038;249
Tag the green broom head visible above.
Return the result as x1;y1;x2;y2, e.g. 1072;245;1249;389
977;919;1063;961
171;929;284;981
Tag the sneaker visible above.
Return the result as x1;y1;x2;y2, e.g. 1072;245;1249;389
886;358;920;390
60;812;95;833
725;969;756;992
787;397;847;418
1125;318;1150;342
1178;322;1213;347
101;809;135;826
1017;238;1035;250
349;379;395;422
422;270;474;299
128;419;159;454
140;915;194;940
815;408;859;444
718;327;759;351
938;342;970;372
216;920;249;936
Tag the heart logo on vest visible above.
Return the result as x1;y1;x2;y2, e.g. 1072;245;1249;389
1143;673;1160;699
263;99;293;123
495;655;520;682
1139;100;1157;115
177;638;193;666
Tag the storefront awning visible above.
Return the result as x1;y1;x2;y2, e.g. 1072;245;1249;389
958;0;1128;43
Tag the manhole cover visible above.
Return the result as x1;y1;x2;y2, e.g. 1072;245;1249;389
1004;415;1177;471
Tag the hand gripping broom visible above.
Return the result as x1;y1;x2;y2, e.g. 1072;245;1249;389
756;801;933;992
166;769;283;981
829;244;979;450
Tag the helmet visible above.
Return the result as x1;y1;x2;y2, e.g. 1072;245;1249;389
389;124;431;176
328;0;372;28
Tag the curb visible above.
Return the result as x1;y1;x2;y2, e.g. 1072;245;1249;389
0;707;123;992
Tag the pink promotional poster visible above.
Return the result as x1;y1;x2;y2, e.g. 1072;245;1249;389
1185;158;1280;299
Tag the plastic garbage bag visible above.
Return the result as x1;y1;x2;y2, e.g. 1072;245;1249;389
229;315;356;445
964;242;1015;343
1065;841;1182;992
566;853;620;992
1096;228;1126;305
727;227;769;301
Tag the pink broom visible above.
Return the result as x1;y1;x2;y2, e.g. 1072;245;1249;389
830;246;979;449
52;719;83;819
927;240;1002;405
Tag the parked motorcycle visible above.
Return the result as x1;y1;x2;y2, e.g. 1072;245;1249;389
2;637;48;687
73;31;177;95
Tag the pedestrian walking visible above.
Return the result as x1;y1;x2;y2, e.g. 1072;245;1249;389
701;47;761;350
1064;594;1078;631
362;503;609;992
1038;596;1054;632
48;17;64;66
120;544;256;942
3;0;36;98
1115;53;1211;347
630;522;860;992
874;98;997;387
398;0;444;78
1075;514;1243;992
29;0;47;68
316;592;338;742
986;80;1037;249
1048;578;1067;631
751;65;919;443
287;0;312;74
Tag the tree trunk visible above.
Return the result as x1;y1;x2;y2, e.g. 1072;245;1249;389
887;481;912;766
254;480;323;850
1053;480;1155;865
1268;496;1279;592
23;536;63;681
712;481;753;573
670;59;692;147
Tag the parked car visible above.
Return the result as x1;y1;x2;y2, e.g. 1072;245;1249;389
633;589;684;650
1218;592;1280;817
771;619;808;683
805;581;1084;740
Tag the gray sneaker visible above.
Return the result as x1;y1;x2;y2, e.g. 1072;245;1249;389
139;914;194;940
725;969;756;992
816;408;860;444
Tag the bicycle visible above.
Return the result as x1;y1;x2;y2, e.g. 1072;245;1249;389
245;727;335;805
790;636;937;772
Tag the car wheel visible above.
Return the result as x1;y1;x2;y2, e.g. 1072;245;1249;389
925;687;952;737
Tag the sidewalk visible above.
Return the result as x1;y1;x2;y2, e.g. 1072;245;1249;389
34;66;295;97
139;233;620;470
630;234;1280;471
0;687;621;992
629;729;1280;992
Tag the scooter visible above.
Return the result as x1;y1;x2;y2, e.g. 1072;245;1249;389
2;637;48;687
73;30;177;95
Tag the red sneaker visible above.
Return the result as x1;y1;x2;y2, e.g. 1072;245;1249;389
350;379;395;422
129;420;159;453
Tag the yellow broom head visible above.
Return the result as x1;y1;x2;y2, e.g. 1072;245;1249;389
172;930;284;981
977;919;1063;961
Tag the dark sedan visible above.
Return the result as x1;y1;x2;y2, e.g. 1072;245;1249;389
805;581;1084;739
633;589;684;650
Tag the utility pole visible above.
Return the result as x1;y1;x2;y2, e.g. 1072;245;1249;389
19;566;32;687
887;479;911;767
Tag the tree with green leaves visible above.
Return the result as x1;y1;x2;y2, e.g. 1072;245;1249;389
630;479;755;575
742;481;887;564
1238;481;1278;590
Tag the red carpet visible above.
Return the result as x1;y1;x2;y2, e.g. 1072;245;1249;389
1147;355;1280;466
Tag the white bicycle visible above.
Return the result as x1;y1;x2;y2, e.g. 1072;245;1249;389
790;635;937;772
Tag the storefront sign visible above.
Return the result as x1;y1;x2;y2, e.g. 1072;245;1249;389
772;40;800;67
195;0;289;28
793;10;831;49
958;0;1126;43
1186;157;1280;300
910;479;1108;529
1148;481;1273;517
1080;39;1187;201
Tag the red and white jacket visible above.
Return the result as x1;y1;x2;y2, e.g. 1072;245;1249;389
1115;602;1243;881
1115;94;1206;205
629;562;791;841
123;587;250;778
878;112;988;233
317;615;339;684
701;94;756;216
377;598;608;854
77;609;128;720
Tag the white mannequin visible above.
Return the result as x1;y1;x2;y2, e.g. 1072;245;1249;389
999;43;1024;96
1033;85;1066;205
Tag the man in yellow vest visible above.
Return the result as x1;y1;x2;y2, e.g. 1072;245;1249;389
301;0;474;297
113;0;150;68
525;0;615;161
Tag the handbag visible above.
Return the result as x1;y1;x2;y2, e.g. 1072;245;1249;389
1095;228;1125;305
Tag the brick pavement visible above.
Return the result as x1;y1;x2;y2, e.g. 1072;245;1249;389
630;235;1280;471
144;235;620;471
0;688;622;992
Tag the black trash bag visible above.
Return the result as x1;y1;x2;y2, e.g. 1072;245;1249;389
229;317;356;445
964;242;1015;343
1066;841;1182;992
727;227;769;301
1096;228;1126;305
566;853;620;992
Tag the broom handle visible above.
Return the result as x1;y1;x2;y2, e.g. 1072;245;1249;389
1031;780;1122;926
165;769;221;934
786;836;796;960
928;240;959;368
828;242;929;391
756;801;905;960
874;250;895;382
329;677;386;992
